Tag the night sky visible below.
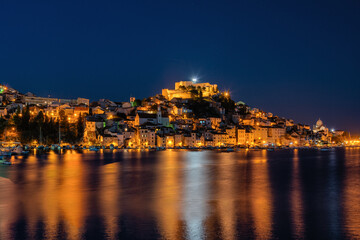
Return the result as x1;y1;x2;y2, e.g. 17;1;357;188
1;1;360;133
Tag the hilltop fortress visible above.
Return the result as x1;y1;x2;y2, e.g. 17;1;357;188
162;81;219;100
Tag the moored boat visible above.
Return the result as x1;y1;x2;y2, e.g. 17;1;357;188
0;149;12;156
89;146;100;151
320;147;332;151
0;157;12;165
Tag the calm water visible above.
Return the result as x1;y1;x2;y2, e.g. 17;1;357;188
1;148;360;240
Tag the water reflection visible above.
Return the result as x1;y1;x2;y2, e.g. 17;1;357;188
344;148;360;239
249;150;273;239
153;150;184;240
216;153;236;240
0;148;359;239
290;149;304;238
182;152;209;240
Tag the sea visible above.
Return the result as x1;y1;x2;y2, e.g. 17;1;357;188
0;148;360;239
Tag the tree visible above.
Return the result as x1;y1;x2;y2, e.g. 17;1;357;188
34;111;44;125
17;105;31;143
190;89;199;98
179;85;187;91
76;113;85;143
0;117;8;138
34;111;45;144
188;100;219;118
199;89;203;100
133;99;142;107
213;93;235;114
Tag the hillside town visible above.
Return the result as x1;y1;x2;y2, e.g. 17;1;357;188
0;80;354;150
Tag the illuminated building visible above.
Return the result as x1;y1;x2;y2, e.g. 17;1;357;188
162;81;219;100
254;126;268;143
138;128;156;147
313;119;328;134
213;132;228;147
225;127;237;145
23;95;89;106
237;128;246;145
267;126;286;144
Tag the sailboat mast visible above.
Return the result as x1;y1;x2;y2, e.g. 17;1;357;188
58;118;61;145
39;126;42;145
58;100;61;146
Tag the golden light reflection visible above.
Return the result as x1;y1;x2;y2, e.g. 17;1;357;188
291;149;304;238
100;161;121;239
344;149;360;239
41;151;62;238
0;152;85;239
217;153;236;240
58;152;87;239
250;150;273;239
0;177;15;240
153;150;183;240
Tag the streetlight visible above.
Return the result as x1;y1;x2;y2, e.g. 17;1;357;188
192;78;197;83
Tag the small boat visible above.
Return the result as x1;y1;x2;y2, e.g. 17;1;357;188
11;146;24;155
267;148;275;151
37;145;45;150
0;150;12;156
226;148;235;152
51;144;61;150
320;147;332;151
89;146;100;151
0;158;11;165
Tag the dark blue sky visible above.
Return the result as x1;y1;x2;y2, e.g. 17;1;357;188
1;1;360;133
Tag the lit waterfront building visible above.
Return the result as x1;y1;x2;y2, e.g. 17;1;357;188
237;128;246;145
226;127;237;146
138;128;156;147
